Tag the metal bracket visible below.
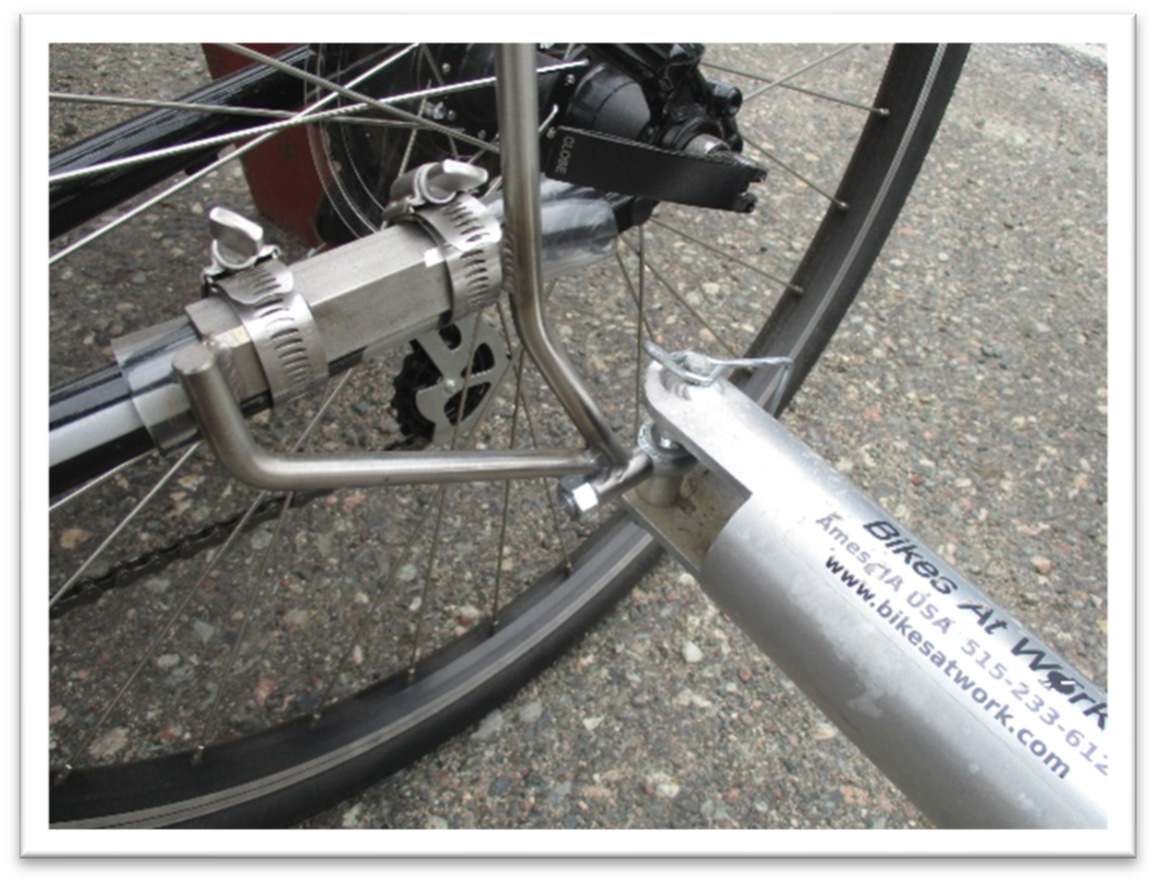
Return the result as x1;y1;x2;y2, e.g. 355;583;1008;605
172;340;599;492
409;315;510;445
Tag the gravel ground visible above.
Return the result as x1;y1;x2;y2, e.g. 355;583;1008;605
46;42;1107;830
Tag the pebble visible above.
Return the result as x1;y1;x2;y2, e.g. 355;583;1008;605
283;609;309;630
472;710;505;741
456;604;482;627
674;688;713;709
1031;555;1054;575
582;715;605;732
155;653;181;669
59;527;93;550
813;721;839;741
580;784;613;802
682;640;705;664
518;700;544;724
89;727;129;760
191;620;215;643
341;804;365;827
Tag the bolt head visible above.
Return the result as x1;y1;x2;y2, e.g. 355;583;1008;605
443;378;461;393
558;475;599;518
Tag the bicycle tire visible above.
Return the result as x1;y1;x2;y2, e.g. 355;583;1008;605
49;43;968;827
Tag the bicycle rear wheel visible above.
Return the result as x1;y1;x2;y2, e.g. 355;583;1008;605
48;43;968;827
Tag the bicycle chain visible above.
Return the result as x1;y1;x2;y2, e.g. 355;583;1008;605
50;493;310;618
51;436;424;618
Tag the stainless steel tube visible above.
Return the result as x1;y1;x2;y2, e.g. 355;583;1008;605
174;342;599;490
495;44;629;465
640;363;1108;828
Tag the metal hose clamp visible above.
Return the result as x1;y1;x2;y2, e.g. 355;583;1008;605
413;195;503;319
382;160;503;321
210;258;328;406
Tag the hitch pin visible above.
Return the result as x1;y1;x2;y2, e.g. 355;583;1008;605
643;340;792;394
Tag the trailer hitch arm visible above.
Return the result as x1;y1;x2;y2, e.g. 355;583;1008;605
627;355;1108;829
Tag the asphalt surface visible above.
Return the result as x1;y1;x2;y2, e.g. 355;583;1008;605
47;43;1107;830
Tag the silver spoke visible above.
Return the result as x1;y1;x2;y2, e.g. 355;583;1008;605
699;60;887;116
778;81;888;116
746;44;859;102
634;224;647;435
218;43;498;155
59;375;349;766
469;103;559;167
647;216;803;294
321;330;520;700
418;45;462;159
613;234;658;433
51;54;587;173
49;43;418;266
48;91;413;127
49;450;152;513
315;492;437;707
49;443;201;609
613;247;658;343
396;96;427;175
496;301;574;576
745;135;848;210
49;104;415;185
488;349;526;630
621;237;740;359
63;476;277;767
406;312;487;675
196;370;353;751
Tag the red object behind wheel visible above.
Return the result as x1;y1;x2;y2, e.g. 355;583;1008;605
201;44;325;246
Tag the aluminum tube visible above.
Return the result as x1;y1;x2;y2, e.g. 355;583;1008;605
174;342;599;490
706;495;1106;828
495;44;629;465
644;367;1108;828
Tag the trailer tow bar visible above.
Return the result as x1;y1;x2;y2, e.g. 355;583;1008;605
626;347;1108;828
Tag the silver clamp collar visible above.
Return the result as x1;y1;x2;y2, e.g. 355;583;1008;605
382;161;503;320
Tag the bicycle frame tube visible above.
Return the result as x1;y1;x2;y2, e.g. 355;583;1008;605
631;361;1108;828
49;45;313;239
